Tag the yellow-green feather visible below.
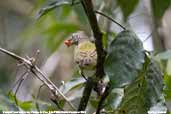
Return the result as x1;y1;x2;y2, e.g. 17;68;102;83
74;41;97;70
78;41;96;51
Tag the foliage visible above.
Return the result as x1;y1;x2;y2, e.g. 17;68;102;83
164;73;171;100
116;0;140;21
105;30;145;88
0;91;18;111
101;31;166;114
0;0;171;114
151;0;171;20
23;0;82;52
8;91;36;111
117;56;166;114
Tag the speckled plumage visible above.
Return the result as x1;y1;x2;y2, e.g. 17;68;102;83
74;40;97;70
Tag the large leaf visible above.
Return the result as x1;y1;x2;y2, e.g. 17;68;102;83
118;72;149;114
145;59;164;105
118;56;166;114
145;58;167;114
105;30;145;88
116;0;140;21
151;0;171;20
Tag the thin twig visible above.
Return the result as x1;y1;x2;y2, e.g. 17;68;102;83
143;32;152;42
0;47;76;110
95;10;126;30
35;84;45;111
14;73;28;106
10;70;28;93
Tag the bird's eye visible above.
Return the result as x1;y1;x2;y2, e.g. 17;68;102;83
71;35;74;39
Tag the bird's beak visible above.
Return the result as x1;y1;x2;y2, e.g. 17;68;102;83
64;38;72;47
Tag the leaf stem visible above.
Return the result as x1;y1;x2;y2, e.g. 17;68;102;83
95;10;126;30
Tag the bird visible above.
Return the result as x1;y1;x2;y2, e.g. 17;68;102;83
64;31;97;79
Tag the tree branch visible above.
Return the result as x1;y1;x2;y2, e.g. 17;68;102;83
78;0;106;111
0;47;76;110
78;78;94;110
81;0;106;78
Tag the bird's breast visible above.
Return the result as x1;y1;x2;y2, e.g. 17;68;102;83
74;42;97;70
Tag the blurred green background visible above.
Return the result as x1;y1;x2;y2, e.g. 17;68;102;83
0;0;171;112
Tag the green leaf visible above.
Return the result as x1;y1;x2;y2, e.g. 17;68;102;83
60;5;72;19
8;91;35;111
102;31;116;50
0;91;18;111
19;101;35;111
117;56;150;114
164;73;171;100
105;88;124;110
36;0;71;19
116;0;140;21
154;50;171;60
105;30;145;88
90;97;99;108
60;77;85;94
151;0;171;20
8;91;18;103
73;4;88;25
118;73;149;114
43;22;78;52
145;59;164;105
118;56;166;114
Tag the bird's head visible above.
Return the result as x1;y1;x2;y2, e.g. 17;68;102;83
64;31;88;47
